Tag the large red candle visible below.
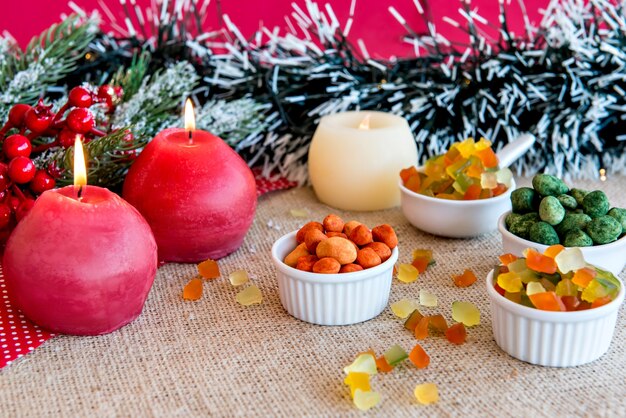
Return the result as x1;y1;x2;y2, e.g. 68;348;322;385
3;186;158;335
122;101;257;262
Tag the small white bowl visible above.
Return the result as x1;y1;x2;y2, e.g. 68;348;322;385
399;178;515;237
271;231;399;326
486;270;624;367
498;212;626;275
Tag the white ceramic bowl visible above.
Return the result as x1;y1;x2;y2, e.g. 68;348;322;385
498;212;626;275
486;270;624;367
399;178;515;237
271;231;399;326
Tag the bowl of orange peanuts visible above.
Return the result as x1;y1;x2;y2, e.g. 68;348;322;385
399;137;518;238
486;245;624;367
271;214;399;325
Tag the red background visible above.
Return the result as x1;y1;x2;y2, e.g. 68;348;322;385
2;0;547;57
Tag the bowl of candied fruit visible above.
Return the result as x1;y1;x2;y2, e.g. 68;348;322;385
487;246;624;367
399;136;526;237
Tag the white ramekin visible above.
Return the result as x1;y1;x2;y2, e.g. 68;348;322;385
399;178;515;238
271;231;399;326
486;270;625;367
498;212;626;275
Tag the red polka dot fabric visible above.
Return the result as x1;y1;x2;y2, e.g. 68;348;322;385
0;269;55;368
0;172;296;369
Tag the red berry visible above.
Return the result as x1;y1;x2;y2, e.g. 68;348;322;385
8;156;36;184
3;134;32;159
0;172;10;192
58;129;84;149
68;86;93;108
24;100;54;133
0;203;12;229
97;84;122;110
15;198;35;222
8;196;20;211
8;104;32;127
66;108;95;134
47;162;63;179
30;170;56;194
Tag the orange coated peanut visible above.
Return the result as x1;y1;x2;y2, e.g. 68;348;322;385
356;247;382;268
340;263;364;273
296;255;319;272
315;237;358;265
296;221;324;243
312;257;341;274
365;242;392;262
349;224;373;246
343;220;362;236
372;224;398;249
284;242;310;267
326;231;348;239
323;214;345;232
304;228;328;253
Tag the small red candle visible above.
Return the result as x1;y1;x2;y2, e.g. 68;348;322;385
2;138;157;335
122;99;257;262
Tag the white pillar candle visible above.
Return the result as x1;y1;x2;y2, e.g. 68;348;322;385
308;111;418;211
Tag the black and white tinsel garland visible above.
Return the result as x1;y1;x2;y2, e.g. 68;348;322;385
73;0;626;183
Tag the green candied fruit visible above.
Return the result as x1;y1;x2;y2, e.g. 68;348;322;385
570;188;589;206
529;222;560;245
555;213;592;236
582;190;610;218
510;187;537;214
608;207;626;232
586;215;623;245
539;196;566;225
557;194;578;210
505;212;523;229
563;228;594;247
532;173;569;197
508;218;536;240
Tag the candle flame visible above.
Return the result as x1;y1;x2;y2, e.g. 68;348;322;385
600;168;607;182
358;114;371;130
184;98;196;131
73;136;87;187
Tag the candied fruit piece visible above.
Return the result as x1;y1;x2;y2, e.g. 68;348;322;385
344;372;370;398
428;314;448;332
414;383;439;405
289;208;309;218
492;183;508;197
183;278;203;301
463;184;482;200
476;146;498;168
412;249;433;261
446;158;471;180
353;389;381;411
228;270;249;286
497;272;523;293
397;263;419;283
236;285;263;306
555;278;577;297
499;253;518;266
540;278;557;292
475;137;492;150
453;269;477;287
445;322;467;345
411;257;430;273
405;174;422;193
524;248;557;274
414;316;430;340
391;299;420;318
526;281;546;296
554;248;585;274
544;244;565;259
400;166;420;183
344;354;377;375
383;344;408;366
528;291;565;311
572;267;597;288
581;279;615;303
419;290;438;307
198;259;220;279
456;137;476;158
505;291;522;304
496;167;513;186
451;301;480;326
494;282;506;296
409;344;430;369
376;355;393;373
404;309;424;331
480;171;498;189
561;295;580;311
591;296;612;308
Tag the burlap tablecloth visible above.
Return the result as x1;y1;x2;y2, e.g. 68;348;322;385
1;177;625;417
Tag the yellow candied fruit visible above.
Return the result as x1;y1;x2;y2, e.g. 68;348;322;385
497;272;523;293
390;299;420;318
198;259;220;279
344;353;377;375
414;383;439;405
228;270;249;286
236;285;263;306
397;264;420;283
353;389;381;411
419;290;438;307
344;372;370;398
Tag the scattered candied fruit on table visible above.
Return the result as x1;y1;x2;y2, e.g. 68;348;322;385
493;246;621;311
182;278;203;301
235;285;263;306
228;270;249;286
409;344;430;369
451;301;481;326
344;372;370;398
400;137;512;200
383;344;408;367
353;389;381;411
397;263;420;283
452;269;477;287
445;323;467;345
197;259;220;279
414;383;439;405
419;290;438;307
391;299;420;318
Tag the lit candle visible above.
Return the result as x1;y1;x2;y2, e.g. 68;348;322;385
122;99;257;262
308;111;418;211
3;138;158;335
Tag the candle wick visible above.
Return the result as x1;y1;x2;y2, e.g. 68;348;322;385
188;130;193;145
77;186;83;199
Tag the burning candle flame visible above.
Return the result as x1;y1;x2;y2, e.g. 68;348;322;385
600;168;607;182
358;114;371;130
74;136;87;188
184;98;196;131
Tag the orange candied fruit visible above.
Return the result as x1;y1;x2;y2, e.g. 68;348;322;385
445;323;467;345
183;278;203;301
524;248;557;274
400;166;420;183
198;259;221;279
376;355;393;373
572;267;597;288
409;344;430;369
491;183;508;197
463;184;482;200
543;244;565;259
475;147;498;168
411;257;430;273
414;316;430;340
528;291;566;311
498;253;518;266
591;296;613;308
452;269;477;287
428;314;448;332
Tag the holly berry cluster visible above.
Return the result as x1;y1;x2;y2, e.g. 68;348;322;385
0;84;123;234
